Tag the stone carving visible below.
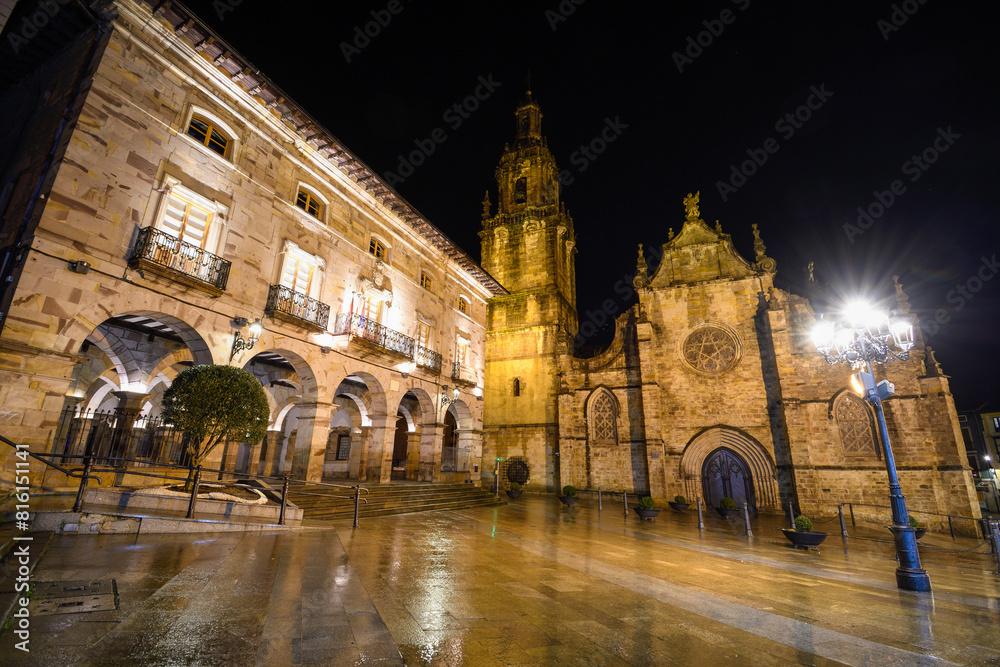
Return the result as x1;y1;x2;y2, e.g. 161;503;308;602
837;394;878;457
924;346;943;375
481;191;491;220
683;191;700;220
893;275;911;314
683;326;739;374
633;243;649;289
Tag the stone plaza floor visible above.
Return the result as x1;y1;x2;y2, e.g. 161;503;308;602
2;495;999;665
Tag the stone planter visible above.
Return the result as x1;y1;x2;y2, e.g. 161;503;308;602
781;528;828;549
505;489;523;499
716;507;740;519
558;496;578;507
634;507;661;520
668;502;690;512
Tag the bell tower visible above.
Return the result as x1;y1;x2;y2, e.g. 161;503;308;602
480;92;578;492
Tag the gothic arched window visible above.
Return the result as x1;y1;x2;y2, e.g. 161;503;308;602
514;177;527;204
588;390;618;444
836;394;879;457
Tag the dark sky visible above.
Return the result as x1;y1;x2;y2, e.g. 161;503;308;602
180;0;998;409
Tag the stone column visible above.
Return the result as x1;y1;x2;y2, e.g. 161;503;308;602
259;430;281;476
366;422;394;484
418;423;443;481
351;428;367;480
291;402;333;482
109;391;151;459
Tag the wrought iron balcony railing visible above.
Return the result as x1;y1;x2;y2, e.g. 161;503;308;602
452;363;478;384
415;345;443;373
334;313;414;357
265;284;330;329
128;226;230;292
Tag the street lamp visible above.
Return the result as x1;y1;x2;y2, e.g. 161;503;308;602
230;316;263;362
811;300;931;592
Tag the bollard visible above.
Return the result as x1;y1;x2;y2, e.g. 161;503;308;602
72;457;94;513
993;522;1000;574
598;488;603;511
623;491;628;517
353;485;361;528
743;502;753;537
948;515;955;540
849;503;856;527
279;476;289;525
697;497;704;530
787;502;795;529
838;505;848;537
186;466;202;518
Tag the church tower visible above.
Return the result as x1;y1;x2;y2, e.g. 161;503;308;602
480;92;578;492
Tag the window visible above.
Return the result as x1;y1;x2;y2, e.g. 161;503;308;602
836;394;879;457
162;189;213;248
993;417;1000;431
280;255;314;295
420;272;432;290
336;434;351;461
457;296;470;315
589;390;618;444
369;238;387;259
514;177;527;204
296;188;322;219
359;294;382;322
455;338;468;366
513;378;521;397
187;115;230;157
416;321;430;349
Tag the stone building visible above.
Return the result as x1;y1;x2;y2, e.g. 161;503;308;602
481;96;980;521
0;0;501;489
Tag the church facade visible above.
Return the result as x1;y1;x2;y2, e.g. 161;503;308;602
481;96;979;523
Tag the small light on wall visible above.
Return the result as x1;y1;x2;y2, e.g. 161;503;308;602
473;386;483;400
398;361;416;377
230;316;264;362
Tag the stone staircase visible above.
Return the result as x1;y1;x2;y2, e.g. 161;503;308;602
288;482;504;522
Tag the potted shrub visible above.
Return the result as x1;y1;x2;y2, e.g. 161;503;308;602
668;494;690;512
505;481;523;499
781;514;828;549
716;497;740;518
558;485;579;506
634;496;661;520
909;514;927;540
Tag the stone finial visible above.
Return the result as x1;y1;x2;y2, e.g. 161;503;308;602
668;228;675;241
893;275;911;314
752;223;766;261
715;220;722;233
481;191;491;221
925;346;943;375
633;243;649;289
805;261;816;283
683;191;700;220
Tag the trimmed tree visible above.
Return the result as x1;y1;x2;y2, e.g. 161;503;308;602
162;364;269;486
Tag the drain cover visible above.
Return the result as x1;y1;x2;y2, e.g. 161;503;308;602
31;579;118;616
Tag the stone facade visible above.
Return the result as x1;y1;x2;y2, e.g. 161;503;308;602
481;99;980;526
0;0;501;490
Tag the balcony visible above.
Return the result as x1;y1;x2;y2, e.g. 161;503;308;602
415;345;443;373
265;284;330;331
334;313;414;358
127;226;230;295
452;362;479;385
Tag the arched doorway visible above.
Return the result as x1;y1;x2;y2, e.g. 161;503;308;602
441;410;458;471
702;447;757;515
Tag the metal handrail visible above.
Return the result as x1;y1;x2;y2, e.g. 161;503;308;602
837;501;985;540
1;433;102;483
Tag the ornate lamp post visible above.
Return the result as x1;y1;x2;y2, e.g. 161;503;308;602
811;301;931;592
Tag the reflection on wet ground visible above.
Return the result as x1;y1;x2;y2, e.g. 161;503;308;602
2;495;998;665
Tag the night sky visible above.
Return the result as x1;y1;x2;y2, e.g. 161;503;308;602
180;0;998;409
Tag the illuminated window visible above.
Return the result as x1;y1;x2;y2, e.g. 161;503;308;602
280;255;314;295
369;238;387;259
296;188;322;219
162;190;213;248
420;272;432;290
416;321;430;349
458;296;469;315
186;115;230;157
359;294;382;322
455;338;468;366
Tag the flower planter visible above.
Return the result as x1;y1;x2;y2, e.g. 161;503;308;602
668;502;690;512
634;507;661;520
716;507;740;519
915;528;927;540
558;496;578;506
781;528;828;549
505;489;523;499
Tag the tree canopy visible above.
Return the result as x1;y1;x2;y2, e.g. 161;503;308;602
161;364;270;467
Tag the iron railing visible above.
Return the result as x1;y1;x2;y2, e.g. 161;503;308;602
452;362;478;384
415;345;443;372
265;284;331;328
52;406;190;467
333;312;414;357
128;226;230;290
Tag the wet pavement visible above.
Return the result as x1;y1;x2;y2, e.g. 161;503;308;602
2;495;999;665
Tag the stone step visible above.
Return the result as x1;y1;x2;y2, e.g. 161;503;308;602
302;497;504;521
289;483;503;521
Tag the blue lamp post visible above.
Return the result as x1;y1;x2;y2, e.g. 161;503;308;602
812;301;931;592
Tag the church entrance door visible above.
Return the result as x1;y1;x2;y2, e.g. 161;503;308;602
702;447;757;515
